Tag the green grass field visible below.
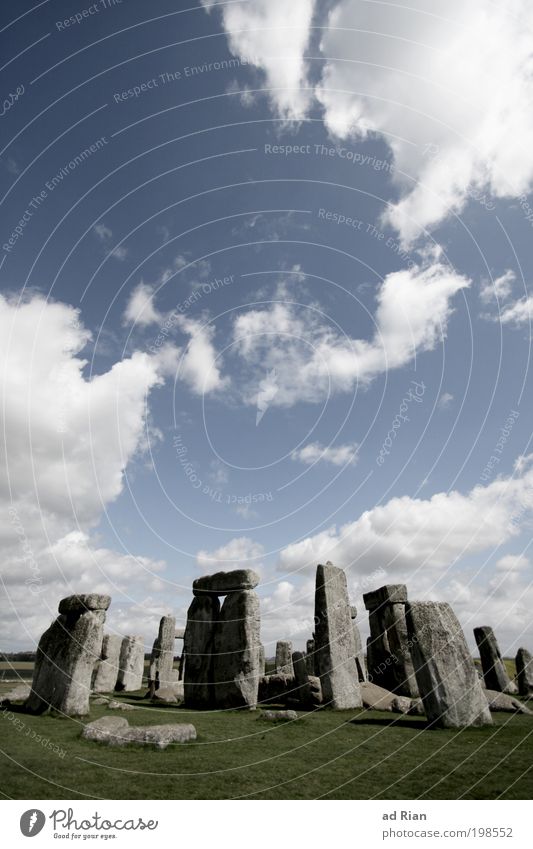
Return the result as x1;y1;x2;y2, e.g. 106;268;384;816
1;688;532;800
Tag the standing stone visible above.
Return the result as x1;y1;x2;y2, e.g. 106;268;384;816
314;563;362;709
148;615;176;697
515;647;533;696
115;635;144;692
183;594;220;708
363;585;418;697
93;634;122;693
474;626;516;694
350;606;367;683
306;639;315;675
193;569;259;595
275;640;294;677
213;589;261;709
406;602;492;728
291;651;314;708
258;644;266;676
27;594;110;715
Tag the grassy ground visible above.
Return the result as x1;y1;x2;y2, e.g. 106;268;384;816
1;689;532;800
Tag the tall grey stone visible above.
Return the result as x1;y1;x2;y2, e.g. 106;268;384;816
183;594;220;708
92;634;122;693
306;639;315;675
474;626;515;694
363;584;418;697
275;640;294;676
27;594;110;715
213;589;261;708
406;602;492;728
291;651;315;708
515;647;533;696
314;563;362;709
258;644;266;676
350;605;367;682
148;615;176;697
115;635;144;692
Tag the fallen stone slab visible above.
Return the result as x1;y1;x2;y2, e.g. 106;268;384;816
193;569;259;595
151;687;179;704
81;716;196;748
485;690;533;714
90;696;111;706
259;710;298;722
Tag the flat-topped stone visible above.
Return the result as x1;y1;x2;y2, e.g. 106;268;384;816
363;584;408;610
81;717;196;748
193;569;259;595
259;710;298;721
58;594;111;614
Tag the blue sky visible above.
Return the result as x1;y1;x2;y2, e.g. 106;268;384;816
1;0;533;657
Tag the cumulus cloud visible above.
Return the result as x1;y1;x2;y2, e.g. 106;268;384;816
202;0;315;120
315;1;533;244
123;281;163;327
233;260;469;406
196;537;264;574
0;294;172;646
292;441;359;467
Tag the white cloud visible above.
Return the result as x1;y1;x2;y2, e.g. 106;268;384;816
479;270;516;304
292;441;359;467
315;1;533;244
233;260;469;406
202;0;315;121
279;458;533;578
123;281;163;327
196;537;264;574
0;294;172;646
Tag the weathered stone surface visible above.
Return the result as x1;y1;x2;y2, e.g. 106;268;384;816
82;716;129;744
363;584;408;609
108;699;136;710
351;615;367;683
82;717;196;748
408;698;425;716
258;644;266;676
193;569;259;595
474;626;515;694
407;602;492;728
308;675;323;705
361;682;410;713
183;594;219;708
92;634;122;693
259;710;298;721
289;651;315;709
275;640;294;676
305;639;315;675
258;673;293;705
212;589;261;708
485;689;533;714
148;615;176;697
27;595;109;716
58;594;111;614
91;696;110;706
364;586;417;697
115;635;144;692
314;563;362;709
515;648;533;696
